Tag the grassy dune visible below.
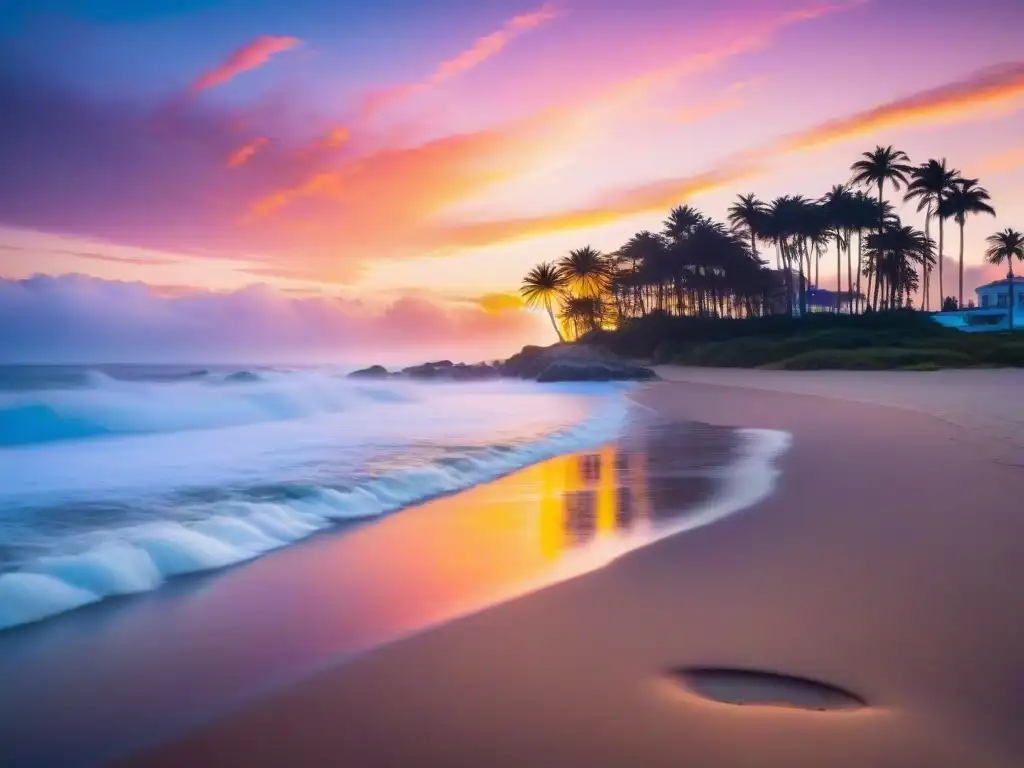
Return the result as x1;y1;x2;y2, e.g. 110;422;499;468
582;311;1024;370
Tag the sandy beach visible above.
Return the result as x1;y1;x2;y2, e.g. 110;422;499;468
122;370;1024;768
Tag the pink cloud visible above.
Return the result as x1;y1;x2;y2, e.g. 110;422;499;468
227;136;270;168
189;36;301;94
0;274;543;363
362;3;559;118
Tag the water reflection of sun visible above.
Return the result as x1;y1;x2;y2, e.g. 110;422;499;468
538;444;650;560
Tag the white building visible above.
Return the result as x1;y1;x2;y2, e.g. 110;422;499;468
933;275;1024;332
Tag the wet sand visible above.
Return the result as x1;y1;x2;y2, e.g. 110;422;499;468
125;377;1024;768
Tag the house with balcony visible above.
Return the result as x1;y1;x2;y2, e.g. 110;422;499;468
932;275;1024;332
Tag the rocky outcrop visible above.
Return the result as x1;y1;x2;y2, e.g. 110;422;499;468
346;365;390;379
402;361;500;380
224;370;261;383
346;345;652;384
535;359;657;383
501;343;657;382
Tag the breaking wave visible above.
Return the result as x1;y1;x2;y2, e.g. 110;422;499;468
0;369;415;447
0;380;632;631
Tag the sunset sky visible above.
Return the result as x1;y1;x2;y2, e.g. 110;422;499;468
2;0;1023;362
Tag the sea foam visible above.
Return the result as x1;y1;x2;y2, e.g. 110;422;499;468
0;386;632;631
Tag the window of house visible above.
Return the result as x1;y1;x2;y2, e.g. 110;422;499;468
997;293;1008;308
982;294;990;307
1018;292;1024;307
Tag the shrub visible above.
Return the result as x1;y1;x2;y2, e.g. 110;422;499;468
976;342;1024;367
772;347;973;371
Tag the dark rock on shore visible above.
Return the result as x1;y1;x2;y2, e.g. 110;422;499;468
402;361;500;380
535;360;657;383
347;365;390;379
501;343;657;382
347;344;652;384
224;370;261;383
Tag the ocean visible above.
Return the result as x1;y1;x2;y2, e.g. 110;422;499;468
0;364;633;632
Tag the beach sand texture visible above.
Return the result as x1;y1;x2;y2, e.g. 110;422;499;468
125;373;1024;768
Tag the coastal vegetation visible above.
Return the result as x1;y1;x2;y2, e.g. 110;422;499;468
519;145;1024;369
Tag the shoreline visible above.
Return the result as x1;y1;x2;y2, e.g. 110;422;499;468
0;378;632;634
124;374;1024;767
6;382;758;766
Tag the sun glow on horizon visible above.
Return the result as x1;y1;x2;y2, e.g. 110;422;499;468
2;0;1024;356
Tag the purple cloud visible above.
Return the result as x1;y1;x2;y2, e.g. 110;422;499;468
0;70;303;258
0;274;540;363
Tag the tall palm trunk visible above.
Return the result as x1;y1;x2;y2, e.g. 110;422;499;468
545;299;565;342
958;219;966;309
856;231;864;313
922;205;931;311
937;214;945;307
865;259;874;313
781;241;794;316
845;229;853;315
798;239;806;317
835;235;842;313
877;178;888;310
1009;262;1016;331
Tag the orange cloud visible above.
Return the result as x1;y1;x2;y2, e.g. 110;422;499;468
189;35;301;94
476;292;525;313
430;60;1024;249
776;61;1024;153
248;103;570;225
435;164;758;248
226;136;270;168
362;3;558;117
237;0;860;263
249;172;346;219
322;126;350;148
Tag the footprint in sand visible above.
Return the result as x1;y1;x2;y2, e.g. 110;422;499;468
669;667;866;712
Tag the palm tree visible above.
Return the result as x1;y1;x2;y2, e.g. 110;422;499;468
791;196;825;317
864;223;934;310
849;192;878;313
560;295;605;339
520;262;568;341
763;196;798;316
821;185;854;312
985;228;1024;330
940;178;996;308
662;206;708;315
619;231;668;313
850;145;914;235
904;159;961;310
556;246;611;299
727;194;767;261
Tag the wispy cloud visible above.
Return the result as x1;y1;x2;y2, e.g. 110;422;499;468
975;145;1024;176
362;3;559;118
239;1;861;258
427;59;1024;248
676;77;765;124
246;108;564;227
775;61;1024;153
434;164;758;247
0;243;177;266
248;172;346;218
592;0;861;115
226;136;270;168
189;35;301;94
